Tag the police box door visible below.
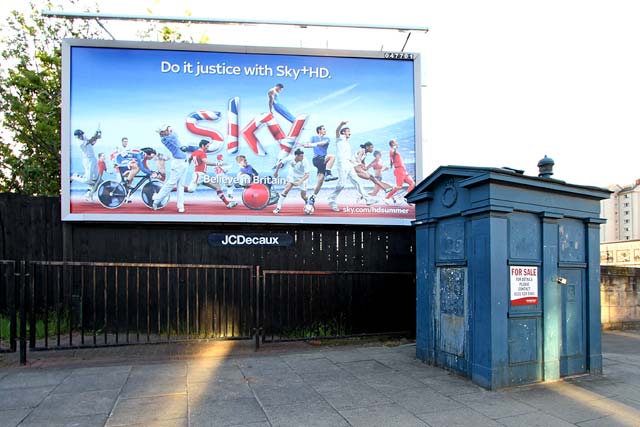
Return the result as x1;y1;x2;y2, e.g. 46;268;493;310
558;268;586;377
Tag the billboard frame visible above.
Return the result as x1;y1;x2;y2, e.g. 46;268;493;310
61;39;422;226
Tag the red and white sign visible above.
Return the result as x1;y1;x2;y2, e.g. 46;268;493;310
510;266;539;306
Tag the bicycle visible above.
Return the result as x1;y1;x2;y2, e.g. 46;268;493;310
96;170;168;209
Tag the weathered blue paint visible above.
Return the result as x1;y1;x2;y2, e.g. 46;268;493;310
408;166;610;390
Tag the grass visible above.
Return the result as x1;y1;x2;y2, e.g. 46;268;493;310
281;318;350;339
0;312;70;341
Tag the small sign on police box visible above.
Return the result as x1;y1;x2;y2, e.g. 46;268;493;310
510;266;539;306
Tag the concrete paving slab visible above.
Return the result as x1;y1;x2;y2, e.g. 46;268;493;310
0;332;638;426
108;420;188;427
263;401;349;427
107;394;187;426
188;397;267;426
188;380;253;402
187;366;246;385
26;389;119;420
284;356;344;374
361;371;430;394
387;386;464;414
18;413;108;427
298;369;361;391
314;381;393;410
496;411;576;427
339;402;429;427
128;361;187;379
251;382;323;407
337;359;394;377
53;371;129;394
452;393;537;419
525;396;614;424
419;372;485;396
0;370;71;390
120;375;187;398
415;407;502;427
0;386;53;410
70;365;132;376
0;408;31;427
322;349;374;364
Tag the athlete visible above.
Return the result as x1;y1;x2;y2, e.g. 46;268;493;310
272;149;311;214
268;83;295;123
235;155;259;187
153;125;188;213
327;121;375;212
70;128;101;201
97;153;107;178
114;147;157;187
366;150;390;196
213;154;235;200
185;139;237;208
301;125;338;214
85;152;108;203
114;147;158;203
353;142;393;196
385;138;416;203
116;137;129;155
110;137;130;179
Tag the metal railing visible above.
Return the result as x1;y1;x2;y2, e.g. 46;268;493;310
259;269;415;343
0;260;17;353
1;260;416;364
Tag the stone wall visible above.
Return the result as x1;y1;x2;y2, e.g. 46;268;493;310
601;266;640;330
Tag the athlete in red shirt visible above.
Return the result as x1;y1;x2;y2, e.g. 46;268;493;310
186;140;237;208
385;139;415;202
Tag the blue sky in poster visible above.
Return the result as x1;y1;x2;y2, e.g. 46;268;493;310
69;46;416;175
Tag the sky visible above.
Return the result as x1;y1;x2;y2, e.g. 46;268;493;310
2;0;640;187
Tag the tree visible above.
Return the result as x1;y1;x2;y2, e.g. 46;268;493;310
0;1;104;195
0;2;203;195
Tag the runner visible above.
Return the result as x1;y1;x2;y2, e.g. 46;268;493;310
272;148;311;214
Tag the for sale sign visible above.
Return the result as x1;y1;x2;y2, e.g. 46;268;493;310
510;266;539;306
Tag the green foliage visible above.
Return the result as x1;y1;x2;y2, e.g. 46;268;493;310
281;316;350;339
0;1;104;195
138;8;210;44
0;310;70;341
0;2;199;195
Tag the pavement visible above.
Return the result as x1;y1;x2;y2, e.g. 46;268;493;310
0;331;639;427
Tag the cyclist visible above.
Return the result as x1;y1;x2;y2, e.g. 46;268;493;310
114;147;158;201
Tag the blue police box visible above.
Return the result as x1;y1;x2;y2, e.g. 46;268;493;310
406;161;610;390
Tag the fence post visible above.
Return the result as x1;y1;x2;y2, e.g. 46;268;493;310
9;261;17;352
253;265;261;351
19;261;27;365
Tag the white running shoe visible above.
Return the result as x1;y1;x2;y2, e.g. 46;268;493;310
365;197;376;205
329;202;339;212
273;207;281;214
178;207;185;213
226;201;238;208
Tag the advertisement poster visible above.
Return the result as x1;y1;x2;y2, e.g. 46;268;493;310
510;266;539;306
62;40;420;225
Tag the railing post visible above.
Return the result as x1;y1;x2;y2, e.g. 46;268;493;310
9;261;17;352
253;265;261;351
19;261;27;365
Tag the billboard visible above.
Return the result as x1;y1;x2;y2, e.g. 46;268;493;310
62;39;421;225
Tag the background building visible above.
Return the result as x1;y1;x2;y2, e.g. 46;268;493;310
601;180;640;243
600;180;640;266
